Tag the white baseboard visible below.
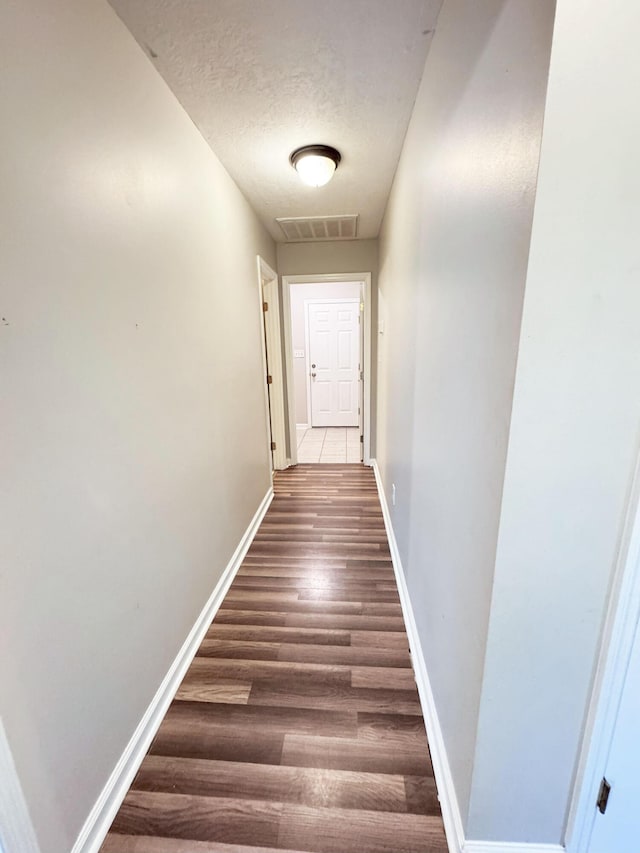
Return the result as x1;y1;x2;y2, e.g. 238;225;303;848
296;423;309;430
71;487;274;853
464;845;564;853
371;459;465;853
371;459;564;853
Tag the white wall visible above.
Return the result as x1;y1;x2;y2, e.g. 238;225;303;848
289;282;362;425
467;0;640;842
0;1;275;851
376;0;555;830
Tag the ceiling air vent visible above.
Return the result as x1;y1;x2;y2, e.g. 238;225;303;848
276;215;358;242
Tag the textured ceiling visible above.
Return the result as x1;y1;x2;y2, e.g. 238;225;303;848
108;0;443;241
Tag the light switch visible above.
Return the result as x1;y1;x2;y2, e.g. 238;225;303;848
294;349;305;358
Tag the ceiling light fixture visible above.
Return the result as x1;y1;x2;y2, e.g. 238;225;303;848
290;145;341;188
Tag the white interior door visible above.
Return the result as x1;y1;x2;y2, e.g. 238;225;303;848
307;300;359;427
588;612;640;853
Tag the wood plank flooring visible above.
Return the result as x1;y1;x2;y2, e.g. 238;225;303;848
100;464;447;853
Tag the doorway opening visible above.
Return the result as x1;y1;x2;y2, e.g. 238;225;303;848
282;273;372;466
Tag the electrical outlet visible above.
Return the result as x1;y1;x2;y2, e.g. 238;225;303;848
392;483;396;506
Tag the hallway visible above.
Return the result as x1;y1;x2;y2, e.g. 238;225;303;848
100;465;447;853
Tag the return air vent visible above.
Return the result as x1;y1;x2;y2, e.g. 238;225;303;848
276;215;358;242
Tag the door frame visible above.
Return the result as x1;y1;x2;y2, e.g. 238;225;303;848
304;297;361;430
256;256;287;471
282;272;372;466
565;449;640;851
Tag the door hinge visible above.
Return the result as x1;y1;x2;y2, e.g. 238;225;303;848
597;777;611;814
360;434;364;443
263;301;269;312
270;441;276;451
266;375;273;384
360;371;364;381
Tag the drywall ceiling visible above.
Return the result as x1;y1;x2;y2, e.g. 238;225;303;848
108;0;442;241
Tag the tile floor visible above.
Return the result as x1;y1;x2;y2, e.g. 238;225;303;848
296;426;361;463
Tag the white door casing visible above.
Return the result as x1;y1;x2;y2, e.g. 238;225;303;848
281;272;372;466
256;256;287;471
567;450;640;853
358;287;364;461
587;610;640;852
306;299;359;428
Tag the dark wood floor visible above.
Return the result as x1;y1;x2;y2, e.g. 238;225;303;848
101;464;447;853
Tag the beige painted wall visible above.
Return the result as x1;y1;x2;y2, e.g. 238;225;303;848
0;1;275;850
277;239;378;456
468;0;640;841
289;282;362;425
376;0;555;831
276;239;378;282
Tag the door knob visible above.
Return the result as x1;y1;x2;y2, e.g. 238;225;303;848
311;372;316;378
311;363;316;368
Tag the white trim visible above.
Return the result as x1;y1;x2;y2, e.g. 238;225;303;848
281;277;298;465
256;256;275;474
306;299;313;429
256;256;287;471
371;458;465;853
371;459;564;853
565;449;640;853
304;297;360;429
0;719;41;853
295;423;309;430
464;845;564;853
356;277;373;462
301;297;363;302
358;286;365;462
71;487;274;853
282;272;372;465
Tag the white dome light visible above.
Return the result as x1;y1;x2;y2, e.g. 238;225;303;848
290;145;341;188
295;153;336;187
